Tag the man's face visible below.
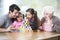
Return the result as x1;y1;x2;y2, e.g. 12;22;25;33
10;9;19;18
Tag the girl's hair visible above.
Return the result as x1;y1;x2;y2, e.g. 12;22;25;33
17;12;24;18
16;12;24;21
26;8;39;27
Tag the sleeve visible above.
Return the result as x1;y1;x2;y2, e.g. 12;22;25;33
41;17;45;26
52;17;60;33
0;16;5;27
38;17;45;30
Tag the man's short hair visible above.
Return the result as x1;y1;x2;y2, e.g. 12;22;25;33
9;4;20;12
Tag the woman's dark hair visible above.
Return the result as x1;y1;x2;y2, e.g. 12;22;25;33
26;8;38;28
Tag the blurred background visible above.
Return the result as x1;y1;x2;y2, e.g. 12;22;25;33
0;0;60;19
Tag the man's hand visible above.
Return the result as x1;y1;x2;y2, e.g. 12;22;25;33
0;28;9;32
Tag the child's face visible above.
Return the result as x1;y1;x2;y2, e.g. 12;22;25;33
17;16;23;22
26;12;33;19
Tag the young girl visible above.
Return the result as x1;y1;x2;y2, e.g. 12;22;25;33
12;13;24;29
26;8;41;32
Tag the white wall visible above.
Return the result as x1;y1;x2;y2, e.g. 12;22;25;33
0;0;60;19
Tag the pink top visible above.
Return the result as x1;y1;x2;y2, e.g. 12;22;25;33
12;21;23;29
42;21;53;32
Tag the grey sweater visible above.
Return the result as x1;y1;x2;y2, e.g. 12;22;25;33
0;14;13;29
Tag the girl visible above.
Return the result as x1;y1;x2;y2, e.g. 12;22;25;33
26;8;41;32
12;13;24;29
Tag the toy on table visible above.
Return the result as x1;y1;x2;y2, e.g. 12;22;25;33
18;17;32;32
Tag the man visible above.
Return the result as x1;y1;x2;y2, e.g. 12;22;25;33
0;4;20;31
41;6;60;33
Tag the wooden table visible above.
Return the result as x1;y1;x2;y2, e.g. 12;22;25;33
0;31;60;40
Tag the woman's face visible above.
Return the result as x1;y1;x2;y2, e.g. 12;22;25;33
26;12;33;19
44;12;53;19
17;16;23;22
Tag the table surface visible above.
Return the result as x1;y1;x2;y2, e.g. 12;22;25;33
0;30;60;40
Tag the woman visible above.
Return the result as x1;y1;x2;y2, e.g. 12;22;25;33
40;6;60;33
